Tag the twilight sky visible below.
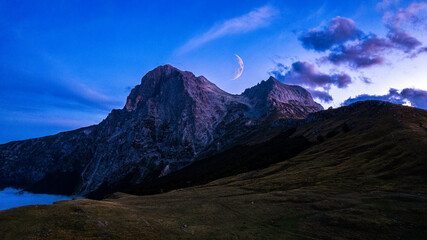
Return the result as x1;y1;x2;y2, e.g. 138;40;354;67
1;0;427;143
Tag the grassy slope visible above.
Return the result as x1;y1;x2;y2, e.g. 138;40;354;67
0;101;426;239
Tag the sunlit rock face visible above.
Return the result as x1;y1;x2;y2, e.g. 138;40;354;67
0;64;323;196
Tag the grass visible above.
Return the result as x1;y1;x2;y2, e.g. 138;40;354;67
1;187;425;239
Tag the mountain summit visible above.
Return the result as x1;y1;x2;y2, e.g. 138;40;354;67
125;64;231;111
0;65;323;196
242;76;323;119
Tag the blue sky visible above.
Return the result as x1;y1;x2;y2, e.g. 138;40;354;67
1;0;427;143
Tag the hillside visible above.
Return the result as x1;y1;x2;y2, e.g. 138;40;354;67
0;101;426;239
119;101;427;198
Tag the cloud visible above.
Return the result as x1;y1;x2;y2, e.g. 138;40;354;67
270;61;351;103
0;68;114;141
0;110;102;130
177;6;278;54
342;88;427;109
410;46;427;58
384;2;427;57
387;28;421;51
384;2;427;51
386;2;427;27
400;88;427;109
0;67;121;112
360;76;373;84
299;16;362;51
324;35;392;68
299;18;393;69
343;88;404;105
309;90;333;103
271;61;352;90
299;4;427;69
376;0;400;11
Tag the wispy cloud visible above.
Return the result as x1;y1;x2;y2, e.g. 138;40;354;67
177;6;278;54
0;67;121;112
376;0;400;11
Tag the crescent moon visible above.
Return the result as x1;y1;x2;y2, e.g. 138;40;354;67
232;54;244;80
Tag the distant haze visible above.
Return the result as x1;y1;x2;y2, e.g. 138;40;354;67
0;188;78;211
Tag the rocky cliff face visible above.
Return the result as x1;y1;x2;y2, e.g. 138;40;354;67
0;65;323;196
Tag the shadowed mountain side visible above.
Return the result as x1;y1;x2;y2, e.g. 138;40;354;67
0;101;425;239
114;100;426;198
88;127;310;199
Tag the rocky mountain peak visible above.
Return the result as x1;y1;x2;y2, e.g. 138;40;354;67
242;76;323;112
0;65;325;196
124;64;229;111
141;64;198;85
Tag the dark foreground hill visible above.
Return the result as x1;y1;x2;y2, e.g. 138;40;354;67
0;101;426;239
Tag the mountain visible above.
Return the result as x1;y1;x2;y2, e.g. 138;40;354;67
0;101;425;239
0;64;323;196
125;100;427;197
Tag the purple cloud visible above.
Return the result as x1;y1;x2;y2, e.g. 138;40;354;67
342;88;427;109
410;46;427;58
400;88;427;109
300;18;392;69
336;73;352;88
325;35;392;68
309;90;333;103
388;2;427;27
271;61;352;90
387;29;421;52
383;3;427;52
360;76;373;84
299;17;362;51
300;4;427;69
270;61;352;103
343;88;403;105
